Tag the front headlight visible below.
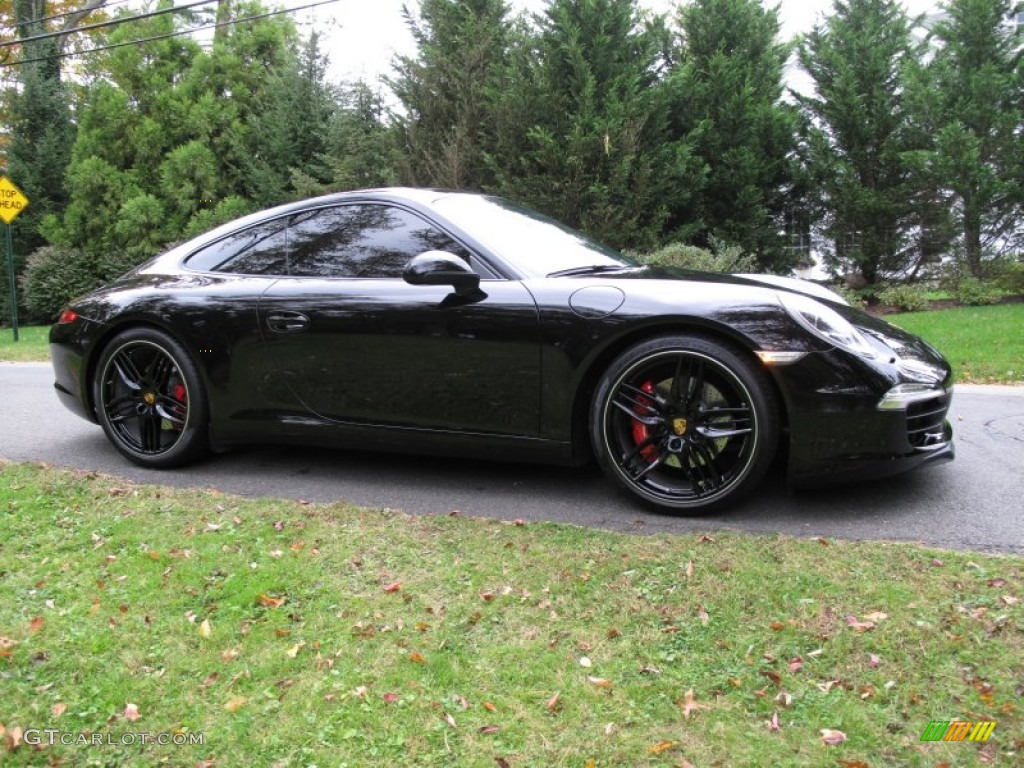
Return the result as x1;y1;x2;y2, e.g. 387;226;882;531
778;292;878;360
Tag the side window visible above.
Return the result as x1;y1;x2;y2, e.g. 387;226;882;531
288;204;473;279
190;218;290;275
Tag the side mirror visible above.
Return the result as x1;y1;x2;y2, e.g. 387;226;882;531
403;251;482;297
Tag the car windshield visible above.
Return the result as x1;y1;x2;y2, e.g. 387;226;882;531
432;194;639;277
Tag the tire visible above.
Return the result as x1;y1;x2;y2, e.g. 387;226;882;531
590;334;779;514
93;327;210;468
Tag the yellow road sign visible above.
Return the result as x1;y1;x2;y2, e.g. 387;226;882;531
0;176;30;224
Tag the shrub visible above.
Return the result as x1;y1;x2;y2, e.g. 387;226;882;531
636;238;756;274
993;260;1024;296
954;276;1005;306
20;246;101;322
828;284;869;310
877;284;929;312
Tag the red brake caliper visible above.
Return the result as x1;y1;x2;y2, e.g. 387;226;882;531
631;381;659;462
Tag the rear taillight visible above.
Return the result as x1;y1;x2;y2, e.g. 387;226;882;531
57;309;79;325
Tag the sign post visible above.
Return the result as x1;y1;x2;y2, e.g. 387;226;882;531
0;175;30;342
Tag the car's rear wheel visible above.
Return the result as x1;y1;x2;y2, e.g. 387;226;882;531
591;335;779;513
94;328;209;468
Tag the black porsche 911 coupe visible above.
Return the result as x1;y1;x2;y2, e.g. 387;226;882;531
50;188;954;513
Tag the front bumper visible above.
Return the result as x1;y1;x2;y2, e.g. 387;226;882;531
784;377;954;487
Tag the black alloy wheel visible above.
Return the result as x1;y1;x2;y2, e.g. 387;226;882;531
591;335;779;513
94;328;209;468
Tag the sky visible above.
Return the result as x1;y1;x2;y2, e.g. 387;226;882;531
282;0;942;86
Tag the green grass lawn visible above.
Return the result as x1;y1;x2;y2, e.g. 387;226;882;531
889;303;1024;384
1;462;1021;766
0;325;50;362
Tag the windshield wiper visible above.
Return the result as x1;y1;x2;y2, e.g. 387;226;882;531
546;264;641;278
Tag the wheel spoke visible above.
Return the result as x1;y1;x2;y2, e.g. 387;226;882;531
611;398;661;425
106;397;139;422
155;403;185;425
139;411;162;453
616;383;663;414
696;424;752;440
112;354;144;391
630;453;665;481
691;441;722;493
620;433;660;466
683;358;704;409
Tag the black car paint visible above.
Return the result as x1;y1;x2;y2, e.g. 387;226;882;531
50;188;953;499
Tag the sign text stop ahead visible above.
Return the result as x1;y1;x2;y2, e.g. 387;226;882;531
0;176;30;224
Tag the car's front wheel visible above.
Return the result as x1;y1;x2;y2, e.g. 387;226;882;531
94;328;209;468
591;335;779;513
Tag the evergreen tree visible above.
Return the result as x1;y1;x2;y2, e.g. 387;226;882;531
797;0;922;282
45;0;296;262
668;0;798;272
390;0;513;189
923;0;1023;276
494;0;695;250
245;32;338;206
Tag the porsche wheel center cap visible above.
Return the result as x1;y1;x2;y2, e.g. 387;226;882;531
672;417;688;436
143;392;157;405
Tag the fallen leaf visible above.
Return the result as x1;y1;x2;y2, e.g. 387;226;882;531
221;648;240;662
383;582;402;593
479;725;502;734
480;591;495;601
838;761;870;768
444;712;457;728
5;726;23;751
868;653;881;668
257;594;286;608
29;616;44;633
788;657;804;673
681;688;706;718
648;740;678;754
51;702;67;717
579;656;592;668
199;619;212;638
483;701;497;712
124;703;141;721
774;692;793;707
224;696;247;712
685;561;694;579
382;692;399;704
769;711;781;731
202;672;219;688
409;651;426;664
845;616;875;632
587;676;613;688
863;611;888;623
821;728;847;746
286;642;305;658
770;621;786;631
546;691;562;712
987;579;1008;588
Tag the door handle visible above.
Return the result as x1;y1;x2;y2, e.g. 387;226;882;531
266;311;310;333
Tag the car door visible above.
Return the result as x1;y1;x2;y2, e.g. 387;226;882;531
256;203;542;437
